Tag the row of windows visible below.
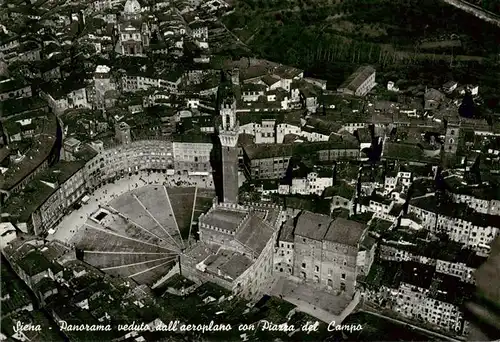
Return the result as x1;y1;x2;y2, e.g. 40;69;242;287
258;132;274;138
301;263;347;276
243;91;264;96
279;242;292;248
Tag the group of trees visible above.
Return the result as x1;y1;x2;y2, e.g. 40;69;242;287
222;0;500;99
476;0;500;14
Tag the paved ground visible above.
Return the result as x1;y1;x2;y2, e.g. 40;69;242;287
268;277;353;324
48;172;215;244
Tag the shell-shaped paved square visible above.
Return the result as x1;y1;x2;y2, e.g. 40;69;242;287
69;185;214;285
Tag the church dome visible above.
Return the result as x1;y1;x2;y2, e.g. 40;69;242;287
123;0;141;14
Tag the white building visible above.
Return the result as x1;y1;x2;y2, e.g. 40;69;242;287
395;282;464;333
172;139;213;176
116;0;150;56
387;81;399;92
122;73;183;93
94;65;114;109
337;66;376;97
384;171;412;195
409;195;500;255
280;171;333;196
450;191;500;216
0;222;17;250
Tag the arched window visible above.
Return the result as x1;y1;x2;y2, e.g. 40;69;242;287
450;130;455;135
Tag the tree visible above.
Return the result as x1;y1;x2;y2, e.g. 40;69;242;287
459;91;476;118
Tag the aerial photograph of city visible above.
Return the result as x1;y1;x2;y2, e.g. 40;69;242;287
1;0;500;340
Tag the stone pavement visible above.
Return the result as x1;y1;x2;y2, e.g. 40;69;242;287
267;276;358;324
48;172;215;244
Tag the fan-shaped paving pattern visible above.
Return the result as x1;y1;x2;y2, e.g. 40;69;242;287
166;187;197;239
83;251;175;269
103;257;174;280
132;186;183;248
74;223;173;254
97;212;173;249
69;186;205;285
129;259;176;285
108;190;180;249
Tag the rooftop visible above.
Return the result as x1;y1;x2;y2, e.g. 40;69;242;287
278;217;295;243
364;259;402;289
294;211;366;246
272;65;303;79
3;160;88;222
430;273;475;306
274;194;331;215
383;142;425;161
241;83;267;92
0;77;29;94
239;65;268;82
410;194;500;228
368;218;393;235
172;133;214;144
205;249;253;280
201;207;247;232
16;250;55;277
305;117;343;135
237;110;303;127
400;260;435;289
0;114;59;192
383;232;487;267
2;96;48;117
338;65;376;93
444;175;500;201
294;211;331;241
324;217;367;247
261;75;280;86
244;143;294;160
235;214;275;256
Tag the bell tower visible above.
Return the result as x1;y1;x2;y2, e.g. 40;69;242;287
218;94;239;204
444;123;460;154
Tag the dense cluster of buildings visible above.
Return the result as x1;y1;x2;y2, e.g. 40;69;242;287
1;0;500;339
0;236;186;341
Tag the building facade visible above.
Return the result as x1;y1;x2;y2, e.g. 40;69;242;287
291;211;369;298
394;282;464;333
0;79;32;101
244;154;291;180
409;197;500;256
173;140;213;175
116;0;150;56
